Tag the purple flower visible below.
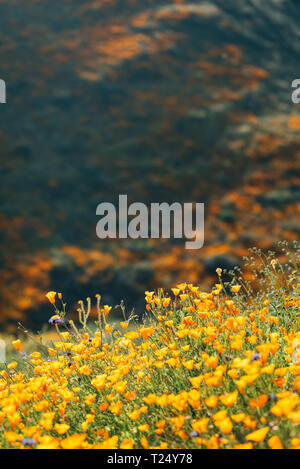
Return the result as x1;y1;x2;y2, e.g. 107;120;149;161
21;438;36;447
250;352;260;361
48;315;63;325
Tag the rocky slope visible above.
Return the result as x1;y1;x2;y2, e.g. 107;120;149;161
0;0;299;328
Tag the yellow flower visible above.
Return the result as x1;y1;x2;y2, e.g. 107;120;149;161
84;394;96;405
205;395;218;408
180;294;189;301
271;394;298;417
54;423;70;435
192;417;209;434
109;401;122;415
140;437;149;449
60;332;69;341
189;375;203;388
219;391;238;407
4;432;23;443
7;361;18;370
61;434;86;449
120;321;129;330
183;359;194;370
99;402;109;411
46;291;56;304
260;364;275;375
138;424;149;432
129;410;140;421
94;436;118;449
268;435;283;449
246;427;269;442
113;380;127;394
125;331;139;341
231;413;246;423
233;443;253;449
12;339;21;351
231;285;241;293
36;436;60;450
139;327;155;340
291;438;300;449
91;374;107;391
171;415;185;429
103;305;112;316
145;291;154;297
215;417;232;434
120;439;134;449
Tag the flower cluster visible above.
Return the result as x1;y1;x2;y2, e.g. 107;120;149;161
0;260;300;449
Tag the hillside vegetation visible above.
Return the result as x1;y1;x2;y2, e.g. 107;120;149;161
1;0;300;328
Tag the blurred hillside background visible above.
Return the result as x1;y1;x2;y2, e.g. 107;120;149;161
0;0;300;330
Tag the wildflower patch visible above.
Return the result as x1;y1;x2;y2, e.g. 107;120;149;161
0;248;300;449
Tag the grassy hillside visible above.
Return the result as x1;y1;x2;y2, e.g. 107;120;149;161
0;0;300;328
